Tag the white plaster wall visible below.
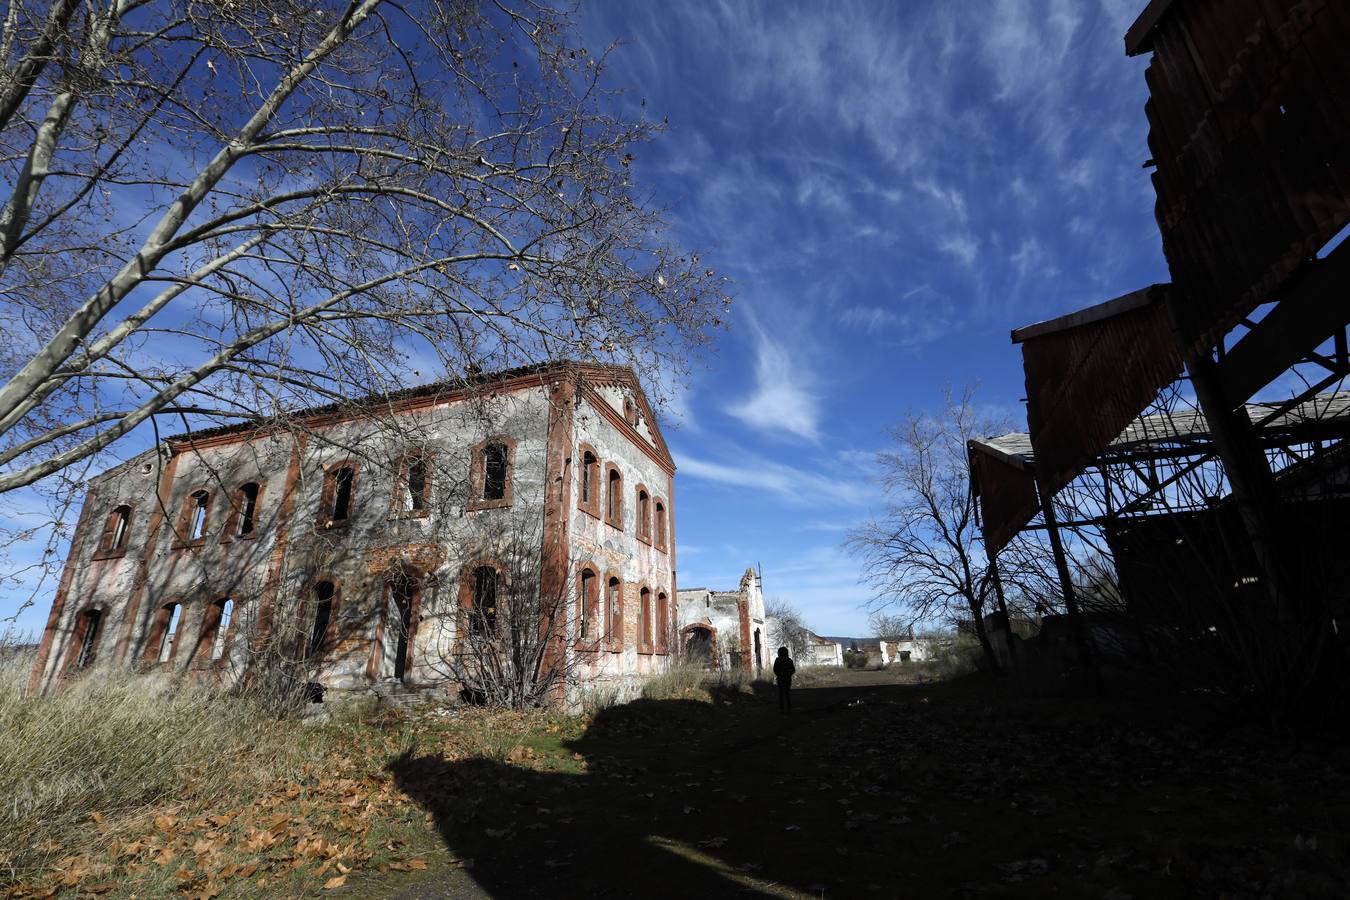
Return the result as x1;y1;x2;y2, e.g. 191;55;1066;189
568;389;675;688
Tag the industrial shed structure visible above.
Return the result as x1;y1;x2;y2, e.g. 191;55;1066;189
967;0;1350;692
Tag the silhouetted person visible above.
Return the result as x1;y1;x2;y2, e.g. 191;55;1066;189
773;646;795;714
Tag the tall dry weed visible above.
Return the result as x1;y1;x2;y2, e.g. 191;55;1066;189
0;640;316;881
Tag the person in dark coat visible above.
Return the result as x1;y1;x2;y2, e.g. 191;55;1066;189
772;646;796;714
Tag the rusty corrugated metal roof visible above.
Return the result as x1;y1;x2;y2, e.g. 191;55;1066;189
970;389;1350;552
1139;0;1350;356
1018;284;1184;499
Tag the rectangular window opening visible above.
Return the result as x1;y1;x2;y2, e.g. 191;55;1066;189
238;484;259;535
332;468;354;521
483;446;507;501
406;457;427;510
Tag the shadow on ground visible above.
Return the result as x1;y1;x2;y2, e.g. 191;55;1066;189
385;676;1350;899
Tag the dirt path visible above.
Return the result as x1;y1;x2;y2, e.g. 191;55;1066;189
380;674;1350;899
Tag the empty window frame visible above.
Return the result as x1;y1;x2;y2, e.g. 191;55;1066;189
98;505;133;555
653;498;667;550
471;566;498;637
320;462;358;526
181;490;210;543
606;575;622;646
656;592;669;653
153;602;182;663
482;444;508;501
605;465;623;528
307;581;336;657
235;483;261;536
639;586;652;652
197;597;235;663
578;567;599;641
578;446;601;516
332;467;355;521
68;608;103;671
395;451;432;515
636;487;651;542
469;437;515;509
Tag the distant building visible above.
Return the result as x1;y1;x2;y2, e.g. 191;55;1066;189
676;568;767;672
804;632;844;667
879;638;932;664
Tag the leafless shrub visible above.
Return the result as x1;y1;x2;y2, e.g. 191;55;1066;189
846;387;1012;669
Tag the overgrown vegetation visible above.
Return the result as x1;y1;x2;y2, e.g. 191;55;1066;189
0;646;315;885
0;645;582;895
0;650;801;896
842;649;868;669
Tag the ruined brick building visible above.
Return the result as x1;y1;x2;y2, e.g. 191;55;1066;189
27;363;678;705
676;568;767;672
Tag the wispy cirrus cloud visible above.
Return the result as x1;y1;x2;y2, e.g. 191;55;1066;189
675;450;871;508
724;317;821;443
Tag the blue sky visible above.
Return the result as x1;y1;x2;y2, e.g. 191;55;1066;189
1;0;1172;638
572;0;1170;634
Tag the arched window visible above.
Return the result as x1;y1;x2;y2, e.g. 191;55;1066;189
482;444;507;501
578;567;598;641
235;483;261;537
636;488;651;542
153;602;182;663
197;597;235;663
656;592;669;653
307;582;335;657
68;609;103;671
605;465;623;529
98;505;132;555
578;447;601;516
639;587;652;652
181;490;210;543
623;398;637;425
653;499;667;550
472;566;498;636
606;575;622;646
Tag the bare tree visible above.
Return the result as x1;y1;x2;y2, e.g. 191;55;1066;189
424;508;576;709
867;611;911;640
765;596;810;662
845;387;1007;670
0;0;726;498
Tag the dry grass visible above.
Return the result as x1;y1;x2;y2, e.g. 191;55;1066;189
0;644;591;897
639;664;770;701
0;647;318;883
639;664;708;700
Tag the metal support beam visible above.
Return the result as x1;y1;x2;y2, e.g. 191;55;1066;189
1213;239;1350;408
1185;349;1292;621
1037;484;1096;678
987;554;1018;670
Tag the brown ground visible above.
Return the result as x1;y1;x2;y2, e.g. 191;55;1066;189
378;670;1350;899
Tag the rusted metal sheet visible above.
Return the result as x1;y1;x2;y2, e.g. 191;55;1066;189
968;440;1040;555
1018;285;1184;500
1136;0;1350;356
